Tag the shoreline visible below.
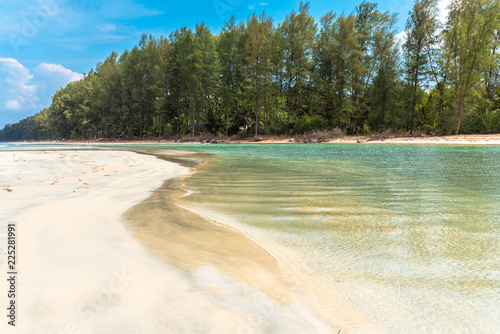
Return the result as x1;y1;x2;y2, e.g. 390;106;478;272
3;133;500;147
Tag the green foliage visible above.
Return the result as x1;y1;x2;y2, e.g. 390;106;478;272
461;112;485;134
485;109;500;133
443;0;500;134
300;115;329;133
361;122;372;136
1;0;500;141
204;109;224;135
403;0;440;133
238;129;248;138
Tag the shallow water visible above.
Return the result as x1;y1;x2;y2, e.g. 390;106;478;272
145;144;500;333
5;143;499;332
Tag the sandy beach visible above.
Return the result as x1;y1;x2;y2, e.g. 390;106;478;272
13;133;500;147
0;149;377;334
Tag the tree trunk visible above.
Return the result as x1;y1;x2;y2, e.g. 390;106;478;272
196;108;200;137
255;112;259;137
264;105;267;136
192;116;195;137
410;63;419;135
453;89;462;135
263;89;267;136
454;93;466;135
286;110;290;135
158;113;163;138
255;83;260;137
139;106;143;138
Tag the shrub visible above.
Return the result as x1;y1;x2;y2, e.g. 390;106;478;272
300;115;329;133
485;109;500;133
238;129;248;138
361;122;372;135
461;113;485;134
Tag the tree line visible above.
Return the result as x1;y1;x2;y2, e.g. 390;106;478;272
1;0;499;141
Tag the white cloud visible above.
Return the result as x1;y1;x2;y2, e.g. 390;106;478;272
32;63;83;107
394;30;407;53
396;30;407;45
0;58;33;84
0;58;39;112
0;58;82;117
437;0;452;24
34;63;84;83
259;2;268;5
249;4;255;10
5;100;22;111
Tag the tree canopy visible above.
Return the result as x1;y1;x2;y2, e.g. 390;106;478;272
1;0;499;141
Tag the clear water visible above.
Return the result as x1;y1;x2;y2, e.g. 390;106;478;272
146;144;500;333
0;143;87;151
5;143;499;332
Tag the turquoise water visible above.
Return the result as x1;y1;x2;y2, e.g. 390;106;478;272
148;144;499;333
0;143;87;150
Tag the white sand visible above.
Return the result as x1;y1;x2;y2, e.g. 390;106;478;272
0;150;341;334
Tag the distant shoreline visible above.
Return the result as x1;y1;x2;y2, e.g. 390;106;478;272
5;133;500;146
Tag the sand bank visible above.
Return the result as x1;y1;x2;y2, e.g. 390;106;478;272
10;133;500;146
0;150;362;333
345;133;500;145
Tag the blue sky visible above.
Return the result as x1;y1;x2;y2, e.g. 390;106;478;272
0;0;446;128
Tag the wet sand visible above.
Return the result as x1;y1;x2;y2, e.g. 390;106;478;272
124;175;294;304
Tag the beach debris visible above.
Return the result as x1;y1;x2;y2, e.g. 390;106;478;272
3;188;12;192
200;138;224;144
